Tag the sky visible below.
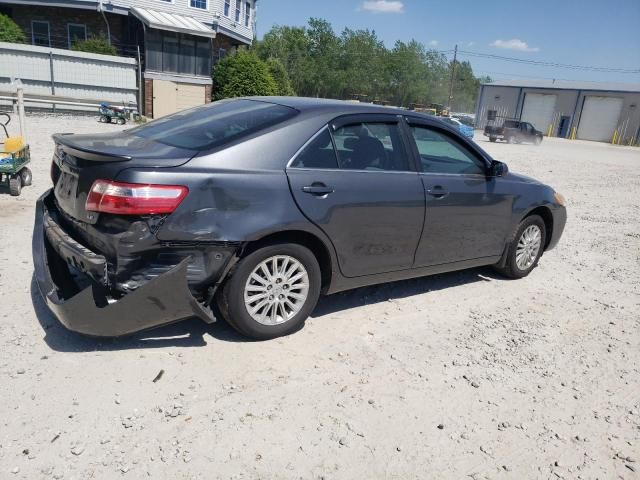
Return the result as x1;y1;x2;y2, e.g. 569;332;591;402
256;0;640;85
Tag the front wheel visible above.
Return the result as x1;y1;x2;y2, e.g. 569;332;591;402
20;167;32;187
494;215;546;279
489;136;497;143
218;243;321;340
9;174;22;196
116;118;126;125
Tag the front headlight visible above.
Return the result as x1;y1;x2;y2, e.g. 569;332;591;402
554;191;566;206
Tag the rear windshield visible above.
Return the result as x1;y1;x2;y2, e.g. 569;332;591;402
504;120;520;128
130;99;297;151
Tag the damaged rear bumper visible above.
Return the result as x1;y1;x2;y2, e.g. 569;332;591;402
33;190;215;337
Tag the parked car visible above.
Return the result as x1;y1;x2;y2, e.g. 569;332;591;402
484;119;544;144
33;97;566;340
451;114;475;128
440;116;475;139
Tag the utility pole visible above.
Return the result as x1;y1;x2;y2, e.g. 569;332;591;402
447;44;458;111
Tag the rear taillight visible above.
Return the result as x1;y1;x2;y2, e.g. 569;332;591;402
85;180;188;215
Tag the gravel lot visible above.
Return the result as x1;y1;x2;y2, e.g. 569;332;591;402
0;113;638;479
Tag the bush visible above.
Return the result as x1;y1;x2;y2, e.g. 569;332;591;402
212;50;277;100
0;13;25;43
266;58;295;96
72;38;117;56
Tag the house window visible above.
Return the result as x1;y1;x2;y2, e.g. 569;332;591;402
145;29;211;77
32;20;50;47
224;0;230;16
67;23;87;48
245;2;250;26
190;0;207;9
235;0;241;22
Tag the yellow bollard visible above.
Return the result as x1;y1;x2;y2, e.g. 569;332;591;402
611;129;618;145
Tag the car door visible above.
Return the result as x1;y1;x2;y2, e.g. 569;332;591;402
406;120;514;267
286;115;425;278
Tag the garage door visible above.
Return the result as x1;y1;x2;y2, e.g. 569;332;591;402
577;96;623;142
521;93;557;133
153;80;177;119
176;84;206;112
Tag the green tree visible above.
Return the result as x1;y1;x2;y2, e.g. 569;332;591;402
0;13;25;43
212;50;277;100
255;17;487;110
266;57;295;96
72;38;117;56
255;25;315;96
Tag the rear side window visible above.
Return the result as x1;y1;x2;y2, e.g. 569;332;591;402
290;129;339;169
333;122;409;171
130;99;297;151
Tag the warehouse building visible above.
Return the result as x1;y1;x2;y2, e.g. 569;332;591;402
475;80;640;144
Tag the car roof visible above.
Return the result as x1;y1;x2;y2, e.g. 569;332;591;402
247;96;420;117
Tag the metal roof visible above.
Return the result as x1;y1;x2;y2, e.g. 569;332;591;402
130;7;216;39
482;79;640;93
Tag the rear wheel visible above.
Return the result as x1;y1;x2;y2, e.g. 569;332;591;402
494;215;546;279
20;167;32;186
116;118;126;125
9;174;22;196
99;115;109;123
218;243;321;340
489;136;497;143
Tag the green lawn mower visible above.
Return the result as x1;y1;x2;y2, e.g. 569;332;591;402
0;113;32;197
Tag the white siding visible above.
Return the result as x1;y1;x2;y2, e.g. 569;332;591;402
111;0;255;43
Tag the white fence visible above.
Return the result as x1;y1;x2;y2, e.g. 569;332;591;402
0;42;139;111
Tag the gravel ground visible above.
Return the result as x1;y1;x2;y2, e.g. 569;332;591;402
0;113;639;479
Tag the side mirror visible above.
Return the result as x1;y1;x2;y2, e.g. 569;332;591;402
490;160;509;177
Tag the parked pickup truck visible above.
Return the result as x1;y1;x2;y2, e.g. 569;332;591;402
484;120;543;145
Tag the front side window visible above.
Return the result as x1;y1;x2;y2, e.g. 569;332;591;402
410;126;485;175
235;0;241;22
190;0;207;9
290;129;338;169
32;20;50;47
333;122;409;171
131;99;297;151
67;23;86;48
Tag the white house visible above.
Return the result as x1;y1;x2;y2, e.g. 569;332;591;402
0;0;257;116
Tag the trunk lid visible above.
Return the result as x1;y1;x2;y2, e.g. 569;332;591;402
52;131;195;224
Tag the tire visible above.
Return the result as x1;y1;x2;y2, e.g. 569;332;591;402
218;243;321;340
99;115;108;123
489;136;497;143
494;215;546;279
117;118;126;125
9;174;22;196
20;167;32;187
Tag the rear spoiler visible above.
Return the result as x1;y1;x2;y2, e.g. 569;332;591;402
52;133;132;162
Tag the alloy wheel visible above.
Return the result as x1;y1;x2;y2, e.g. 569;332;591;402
515;225;542;270
243;255;310;326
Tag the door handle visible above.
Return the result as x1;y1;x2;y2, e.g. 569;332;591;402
302;184;334;196
426;186;448;199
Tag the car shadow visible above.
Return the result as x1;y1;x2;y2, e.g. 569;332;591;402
31;267;502;353
311;266;499;318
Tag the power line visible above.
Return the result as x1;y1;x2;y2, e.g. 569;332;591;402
456;49;640;74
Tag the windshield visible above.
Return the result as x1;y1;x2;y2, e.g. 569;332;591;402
129;99;297;151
